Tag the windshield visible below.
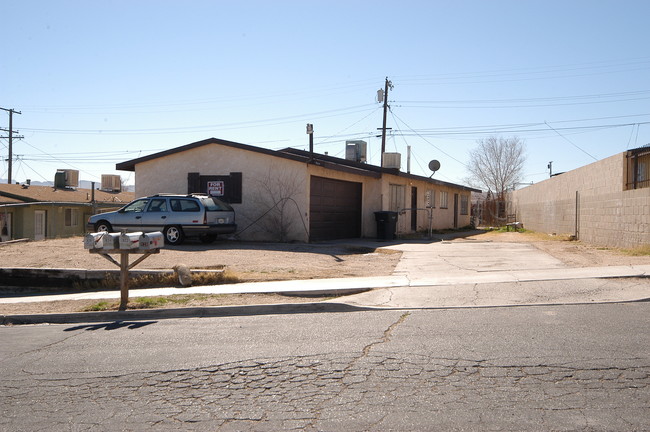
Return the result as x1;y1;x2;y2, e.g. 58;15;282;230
121;198;149;213
201;196;233;211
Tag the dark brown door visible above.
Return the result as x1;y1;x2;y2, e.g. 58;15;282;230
411;186;417;231
309;176;362;241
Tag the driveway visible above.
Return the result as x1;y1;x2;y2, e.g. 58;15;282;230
336;238;650;309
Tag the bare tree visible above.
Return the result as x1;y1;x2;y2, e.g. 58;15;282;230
465;136;526;198
249;166;306;242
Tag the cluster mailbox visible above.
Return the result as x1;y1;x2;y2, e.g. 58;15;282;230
84;231;165;251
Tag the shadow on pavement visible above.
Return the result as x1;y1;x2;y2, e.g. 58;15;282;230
64;320;158;331
2;302;376;326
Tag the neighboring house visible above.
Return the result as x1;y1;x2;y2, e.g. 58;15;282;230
0;183;134;241
116;138;480;242
511;145;650;248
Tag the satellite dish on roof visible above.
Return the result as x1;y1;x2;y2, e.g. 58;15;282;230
428;160;441;176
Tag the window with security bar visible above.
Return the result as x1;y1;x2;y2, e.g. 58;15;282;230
626;146;650;190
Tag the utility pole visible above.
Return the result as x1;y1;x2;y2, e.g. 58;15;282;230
1;107;23;184
377;77;393;167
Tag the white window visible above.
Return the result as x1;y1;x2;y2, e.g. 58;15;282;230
440;191;449;209
389;184;405;212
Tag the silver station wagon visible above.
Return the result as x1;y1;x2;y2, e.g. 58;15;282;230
87;194;236;245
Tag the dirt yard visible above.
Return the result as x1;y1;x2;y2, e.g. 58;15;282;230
1;231;648;316
1;237;402;281
474;231;650;267
0;237;402;315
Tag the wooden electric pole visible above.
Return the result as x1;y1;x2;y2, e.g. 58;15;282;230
1;107;23;184
378;77;393;166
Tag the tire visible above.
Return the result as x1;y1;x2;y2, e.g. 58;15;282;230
199;234;217;244
163;225;185;245
94;221;113;233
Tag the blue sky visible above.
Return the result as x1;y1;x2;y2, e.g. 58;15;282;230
2;1;649;187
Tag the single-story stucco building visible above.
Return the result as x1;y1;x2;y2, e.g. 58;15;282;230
0;183;134;241
116;138;480;242
510;144;650;248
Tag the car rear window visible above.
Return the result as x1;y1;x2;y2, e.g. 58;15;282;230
201;197;234;211
170;199;201;212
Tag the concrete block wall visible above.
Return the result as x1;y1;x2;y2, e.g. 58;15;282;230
512;153;650;248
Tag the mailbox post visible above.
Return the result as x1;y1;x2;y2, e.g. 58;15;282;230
85;231;165;311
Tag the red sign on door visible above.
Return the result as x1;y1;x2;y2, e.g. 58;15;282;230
207;180;225;197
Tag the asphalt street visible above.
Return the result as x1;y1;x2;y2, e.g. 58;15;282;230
2;238;650;430
1;303;649;431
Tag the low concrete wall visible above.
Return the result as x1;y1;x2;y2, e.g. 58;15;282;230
0;268;223;295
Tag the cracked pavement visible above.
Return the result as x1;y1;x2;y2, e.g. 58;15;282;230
2;304;649;431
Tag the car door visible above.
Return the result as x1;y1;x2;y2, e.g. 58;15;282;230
169;198;203;226
110;198;150;231
139;198;171;232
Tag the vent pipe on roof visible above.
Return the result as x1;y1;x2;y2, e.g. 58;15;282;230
306;123;314;163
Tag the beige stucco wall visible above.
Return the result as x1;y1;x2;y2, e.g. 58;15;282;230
132;144;474;241
135;144;311;242
511;153;650;248
376;176;473;234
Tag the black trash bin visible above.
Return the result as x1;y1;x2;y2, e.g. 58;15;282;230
374;211;398;241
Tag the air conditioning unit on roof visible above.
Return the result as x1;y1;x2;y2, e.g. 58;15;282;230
55;169;79;187
382;152;401;169
101;174;122;192
345;140;367;163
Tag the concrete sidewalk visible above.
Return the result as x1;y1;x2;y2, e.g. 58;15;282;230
1;239;649;318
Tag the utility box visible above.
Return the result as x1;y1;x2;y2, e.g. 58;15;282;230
139;232;164;250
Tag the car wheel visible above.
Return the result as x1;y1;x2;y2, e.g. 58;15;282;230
163;225;185;245
94;221;113;233
199;234;217;244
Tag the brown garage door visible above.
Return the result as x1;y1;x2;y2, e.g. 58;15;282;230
310;176;362;241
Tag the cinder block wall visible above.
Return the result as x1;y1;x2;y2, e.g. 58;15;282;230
512;153;650;248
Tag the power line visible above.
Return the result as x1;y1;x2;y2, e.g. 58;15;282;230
544;121;598;161
394;57;650;86
19;104;377;135
392;120;650;138
389;110;468;167
18;79;381;114
396;90;650;109
19;139;101;180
